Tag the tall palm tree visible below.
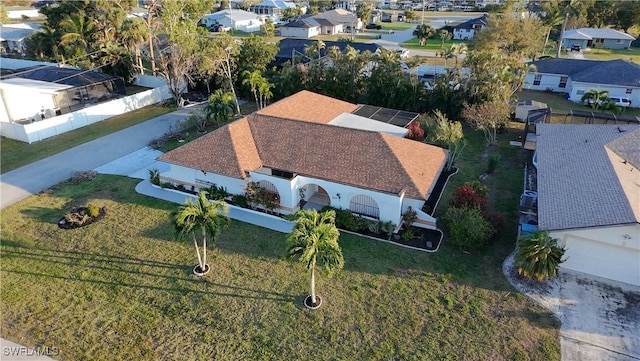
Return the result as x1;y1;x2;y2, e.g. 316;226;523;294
121;17;149;75
174;191;230;276
59;12;97;59
242;69;273;109
412;24;435;47
439;29;451;48
515;230;565;281
204;89;235;128
304;40;326;59
286;209;344;309
580;89;610;110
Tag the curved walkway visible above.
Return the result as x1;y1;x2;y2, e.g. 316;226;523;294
503;252;640;361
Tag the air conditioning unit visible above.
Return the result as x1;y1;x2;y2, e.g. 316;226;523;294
520;190;538;209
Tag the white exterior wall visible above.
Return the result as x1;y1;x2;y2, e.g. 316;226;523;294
0;85;172;143
280;26;320;38
0;85;58;122
161;164;246;195
402;197;437;229
233;19;264;32
7;9;40;19
453;28;475;40
570;82;639;107
523;73;569;93
551;224;640;286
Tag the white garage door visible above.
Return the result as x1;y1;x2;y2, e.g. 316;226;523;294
562;236;640;286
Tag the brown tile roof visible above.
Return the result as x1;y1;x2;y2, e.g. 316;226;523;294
158;118;261;178
256;90;359;124
160;113;447;199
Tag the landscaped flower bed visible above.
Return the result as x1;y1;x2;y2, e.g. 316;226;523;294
58;204;107;229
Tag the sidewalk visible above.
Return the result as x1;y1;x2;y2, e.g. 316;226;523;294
0;105;201;210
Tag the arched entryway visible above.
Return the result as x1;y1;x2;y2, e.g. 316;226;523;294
303;184;330;211
349;194;380;219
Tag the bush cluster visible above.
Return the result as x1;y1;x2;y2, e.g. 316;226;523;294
320;206;395;237
444;181;505;251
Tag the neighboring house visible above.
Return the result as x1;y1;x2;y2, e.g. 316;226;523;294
279;18;322;38
524;58;640;107
312;17;343;35
249;0;299;24
200;10;266;32
562;28;635;50
313;9;362;31
452;14;488;40
273;38;382;66
0;23;40;54
535;124;640;286
158;90;448;229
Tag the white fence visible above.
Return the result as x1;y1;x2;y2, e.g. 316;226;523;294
0;85;172;143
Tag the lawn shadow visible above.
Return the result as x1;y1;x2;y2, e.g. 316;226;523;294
1;240;296;303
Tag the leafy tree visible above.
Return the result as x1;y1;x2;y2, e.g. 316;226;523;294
537;0;565;57
174;191;230;276
516;230;566;281
121;17;149;75
204;90;235;127
356;0;374;24
260;18;275;37
412;24;435;47
464;51;533;105
555;0;582;58
286;209;344;308
237;34;279;80
404;10;418;22
444;206;493;251
59;12;98;67
0;4;8;25
612;1;640;33
424;110;465;171
200;33;241;114
472;10;545;59
462;100;509;145
281;6;303;21
439;29;451;48
449;43;467;67
580;89;610;110
585;0;615;28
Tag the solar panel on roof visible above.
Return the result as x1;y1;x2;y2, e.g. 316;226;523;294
351;105;419;127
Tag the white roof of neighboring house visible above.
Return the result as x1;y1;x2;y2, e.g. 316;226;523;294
252;0;297;9
536;124;640;231
204;9;263;22
328;113;409;137
563;28;636;41
0;77;72;94
0;24;40;41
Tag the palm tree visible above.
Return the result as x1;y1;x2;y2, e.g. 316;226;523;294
204;89;235;128
286;209;344;309
580;89;610;110
304;40;326;59
121;17;149;75
449;43;467;67
59;12;97;60
412;24;435;47
439;29;451;48
242;69;273;109
515;230;565;281
174;191;230;276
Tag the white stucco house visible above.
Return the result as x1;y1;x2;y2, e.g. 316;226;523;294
562;28;636;50
199;10;266;32
249;0;300;24
524;58;640;107
158;90;448;230
279;18;322;38
452;14;488;40
535;124;640;286
314;9;362;31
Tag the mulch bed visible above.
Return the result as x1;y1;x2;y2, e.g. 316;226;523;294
423;167;458;216
58;207;107;230
355;227;442;252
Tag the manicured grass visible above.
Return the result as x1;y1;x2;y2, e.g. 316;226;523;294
0;127;560;360
581;46;640;63
0;105;175;174
381;22;416;31
402;38;471;51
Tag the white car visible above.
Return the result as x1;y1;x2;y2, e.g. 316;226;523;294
396;48;409;59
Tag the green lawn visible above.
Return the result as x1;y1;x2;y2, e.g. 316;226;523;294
0;126;560;360
381;22;416;31
0;105;175;174
402;38;471;51
581;46;640;63
517;89;640;122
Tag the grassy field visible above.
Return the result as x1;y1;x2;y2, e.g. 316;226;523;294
0;105;175;174
0;124;560;360
402;38;471;51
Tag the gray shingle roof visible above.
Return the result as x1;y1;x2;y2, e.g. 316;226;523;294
453;14;488;30
536;124;640;231
606;128;640;171
529;59;640;87
564;28;636;41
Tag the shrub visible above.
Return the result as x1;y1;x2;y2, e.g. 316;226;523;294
71;170;97;184
449;184;488;211
464;180;488;198
207;184;229;200
382;221;396;238
86;204;100;218
487;153;501;174
402;206;418;228
516;230;566;281
444;206;493;251
405;121;425;141
320;206;368;232
486;211;506;237
148;168;160;186
231;194;248;208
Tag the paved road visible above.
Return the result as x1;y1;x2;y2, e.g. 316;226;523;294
0;106;201;210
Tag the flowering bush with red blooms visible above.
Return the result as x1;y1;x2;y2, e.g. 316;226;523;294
449;184;488;211
405;121;425;141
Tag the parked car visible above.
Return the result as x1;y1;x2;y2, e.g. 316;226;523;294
396;48;409;58
570;44;581;52
587;97;632;108
365;23;382;30
210;24;231;32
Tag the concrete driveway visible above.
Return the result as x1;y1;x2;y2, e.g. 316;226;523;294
504;253;640;361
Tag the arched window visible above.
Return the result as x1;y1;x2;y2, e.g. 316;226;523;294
349;194;380;218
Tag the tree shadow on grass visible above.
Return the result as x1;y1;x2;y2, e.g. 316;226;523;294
1;240;296;303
